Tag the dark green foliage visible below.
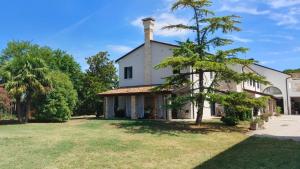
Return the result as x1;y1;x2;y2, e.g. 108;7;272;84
221;116;239;126
283;69;300;74
238;110;252;121
1;53;51;123
76;52;118;115
0;41;118;120
34;71;77;122
34;90;71;122
221;106;252;126
211;92;267;125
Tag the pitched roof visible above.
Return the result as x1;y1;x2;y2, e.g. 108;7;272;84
98;85;171;96
253;63;290;76
115;40;178;63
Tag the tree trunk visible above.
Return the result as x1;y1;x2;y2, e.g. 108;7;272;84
16;98;23;123
25;97;31;123
195;70;205;125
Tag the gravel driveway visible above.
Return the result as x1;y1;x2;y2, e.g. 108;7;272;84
250;115;300;141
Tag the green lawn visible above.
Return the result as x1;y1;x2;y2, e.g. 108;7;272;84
0;118;300;169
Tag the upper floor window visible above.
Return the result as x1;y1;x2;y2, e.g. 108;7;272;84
124;66;133;79
173;69;180;74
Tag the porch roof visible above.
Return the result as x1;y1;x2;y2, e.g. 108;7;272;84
98;85;171;96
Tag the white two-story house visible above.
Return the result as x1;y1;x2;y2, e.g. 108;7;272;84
99;17;300;120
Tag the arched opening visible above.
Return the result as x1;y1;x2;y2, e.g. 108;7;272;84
263;86;284;114
263;86;282;95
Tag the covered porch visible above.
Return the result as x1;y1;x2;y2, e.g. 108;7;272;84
99;85;173;120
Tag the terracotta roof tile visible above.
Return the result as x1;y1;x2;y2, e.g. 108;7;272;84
98;85;171;96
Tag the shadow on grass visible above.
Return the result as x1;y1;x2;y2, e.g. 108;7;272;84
0;115;98;126
111;120;248;136
194;136;300;169
0;120;21;125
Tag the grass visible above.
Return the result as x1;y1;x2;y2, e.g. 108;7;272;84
0;118;300;169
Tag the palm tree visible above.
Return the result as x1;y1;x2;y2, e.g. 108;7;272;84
1;55;51;123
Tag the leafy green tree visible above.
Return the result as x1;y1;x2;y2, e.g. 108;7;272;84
156;0;269;125
0;41;84;117
34;71;77;122
77;52;118;115
0;41;83;94
283;69;300;74
1;55;51;123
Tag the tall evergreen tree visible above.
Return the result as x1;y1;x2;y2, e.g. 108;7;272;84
156;0;269;125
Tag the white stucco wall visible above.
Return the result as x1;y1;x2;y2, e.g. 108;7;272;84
250;64;291;114
118;41;177;87
151;42;174;84
118;46;145;87
289;79;300;97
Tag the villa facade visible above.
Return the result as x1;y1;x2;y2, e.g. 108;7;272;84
99;17;300;120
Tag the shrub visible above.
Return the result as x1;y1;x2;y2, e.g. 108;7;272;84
275;106;282;116
34;71;77;122
238;110;253;121
35;91;71;122
221;106;252;126
221;116;239;126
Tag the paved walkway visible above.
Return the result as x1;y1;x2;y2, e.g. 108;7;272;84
250;115;300;141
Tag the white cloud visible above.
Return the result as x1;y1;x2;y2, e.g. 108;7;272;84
265;0;300;8
226;35;253;43
56;13;95;35
260;60;276;65
131;13;190;38
270;13;298;26
262;34;294;40
294;47;300;52
220;5;270;15
107;45;132;54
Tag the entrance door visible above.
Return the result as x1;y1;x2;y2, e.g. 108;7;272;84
144;95;155;119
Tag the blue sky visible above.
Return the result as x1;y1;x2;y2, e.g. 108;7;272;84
0;0;300;71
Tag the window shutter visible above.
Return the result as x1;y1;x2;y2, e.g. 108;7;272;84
124;67;128;79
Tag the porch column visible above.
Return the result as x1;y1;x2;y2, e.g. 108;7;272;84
131;95;137;119
167;95;172;121
104;97;108;119
104;96;115;119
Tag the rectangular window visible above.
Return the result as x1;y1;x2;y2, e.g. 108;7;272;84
124;66;133;79
173;69;180;74
257;82;260;89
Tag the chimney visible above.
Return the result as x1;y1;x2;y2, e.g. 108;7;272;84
143;17;155;42
142;17;155;85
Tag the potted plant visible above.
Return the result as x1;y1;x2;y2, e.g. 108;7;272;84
261;113;269;122
275;106;282;117
250;118;263;130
